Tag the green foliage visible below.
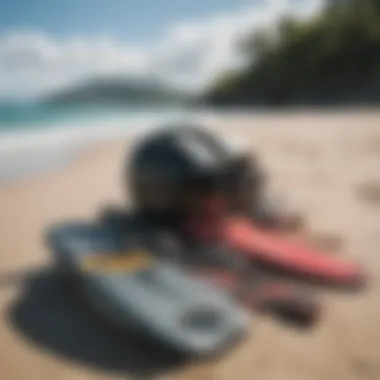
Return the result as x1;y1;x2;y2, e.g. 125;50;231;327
205;0;380;106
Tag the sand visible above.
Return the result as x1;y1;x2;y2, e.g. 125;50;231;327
1;110;380;380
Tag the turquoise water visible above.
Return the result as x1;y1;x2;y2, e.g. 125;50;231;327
0;101;186;132
0;101;209;182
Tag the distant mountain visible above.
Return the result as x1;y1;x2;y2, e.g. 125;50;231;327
43;77;191;106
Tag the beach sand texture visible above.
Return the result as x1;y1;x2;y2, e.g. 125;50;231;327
0;111;380;380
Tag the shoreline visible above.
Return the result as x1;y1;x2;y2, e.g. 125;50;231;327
1;109;380;184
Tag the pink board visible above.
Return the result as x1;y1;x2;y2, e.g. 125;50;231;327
224;218;367;288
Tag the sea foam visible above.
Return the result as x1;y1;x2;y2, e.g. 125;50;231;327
0;109;216;183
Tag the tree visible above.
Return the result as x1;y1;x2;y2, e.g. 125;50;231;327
205;0;380;106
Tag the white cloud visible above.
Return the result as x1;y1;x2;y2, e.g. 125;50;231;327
0;0;323;99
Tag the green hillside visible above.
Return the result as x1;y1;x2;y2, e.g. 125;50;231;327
205;0;380;106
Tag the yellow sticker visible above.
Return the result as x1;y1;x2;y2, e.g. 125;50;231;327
81;250;153;273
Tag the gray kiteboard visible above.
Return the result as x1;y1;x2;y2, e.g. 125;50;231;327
46;222;250;357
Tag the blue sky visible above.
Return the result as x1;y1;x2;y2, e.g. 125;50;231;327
0;0;253;42
0;0;322;99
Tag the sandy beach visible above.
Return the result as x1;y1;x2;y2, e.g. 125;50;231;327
1;111;380;380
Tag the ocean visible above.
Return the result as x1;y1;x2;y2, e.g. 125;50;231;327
0;102;215;183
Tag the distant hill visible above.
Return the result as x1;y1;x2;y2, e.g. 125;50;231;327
43;77;191;106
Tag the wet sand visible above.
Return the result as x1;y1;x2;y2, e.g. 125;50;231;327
1;111;380;380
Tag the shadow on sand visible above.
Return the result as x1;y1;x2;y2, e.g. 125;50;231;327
6;269;184;379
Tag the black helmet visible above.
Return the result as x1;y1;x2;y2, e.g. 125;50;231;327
127;124;264;222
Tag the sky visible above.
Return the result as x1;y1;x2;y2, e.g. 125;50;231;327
0;0;323;99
